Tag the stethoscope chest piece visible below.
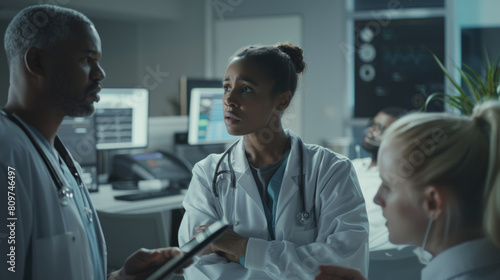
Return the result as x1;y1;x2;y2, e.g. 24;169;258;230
216;174;231;189
296;211;313;226
59;186;74;206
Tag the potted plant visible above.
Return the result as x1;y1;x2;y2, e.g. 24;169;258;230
425;53;500;115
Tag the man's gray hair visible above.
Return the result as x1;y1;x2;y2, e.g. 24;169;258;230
4;4;93;67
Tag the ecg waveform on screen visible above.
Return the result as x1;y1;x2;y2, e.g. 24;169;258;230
381;49;430;66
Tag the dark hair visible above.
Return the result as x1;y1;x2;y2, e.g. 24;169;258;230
230;42;306;97
4;4;93;67
380;107;408;119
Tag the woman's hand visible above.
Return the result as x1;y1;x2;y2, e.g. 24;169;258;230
193;224;248;262
315;265;366;280
217;251;241;264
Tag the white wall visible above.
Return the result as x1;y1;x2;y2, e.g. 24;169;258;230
137;0;205;116
455;0;500;28
92;19;141;88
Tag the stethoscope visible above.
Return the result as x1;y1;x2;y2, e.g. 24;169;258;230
212;138;314;226
1;110;93;222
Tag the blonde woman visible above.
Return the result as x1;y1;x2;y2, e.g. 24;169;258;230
316;100;500;280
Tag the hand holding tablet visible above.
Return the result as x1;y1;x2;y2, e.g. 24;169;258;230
146;221;230;280
108;247;188;280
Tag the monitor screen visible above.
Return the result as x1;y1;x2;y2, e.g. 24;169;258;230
179;77;222;115
94;88;149;150
57;116;98;192
188;88;238;145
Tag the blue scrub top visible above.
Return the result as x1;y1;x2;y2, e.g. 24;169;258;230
28;125;104;280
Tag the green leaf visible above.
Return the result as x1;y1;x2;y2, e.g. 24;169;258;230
428;50;500;115
424;92;445;112
432;54;469;98
459;65;482;103
463;64;487;95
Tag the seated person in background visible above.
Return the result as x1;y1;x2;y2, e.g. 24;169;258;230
178;42;368;280
351;107;407;251
316;100;500;280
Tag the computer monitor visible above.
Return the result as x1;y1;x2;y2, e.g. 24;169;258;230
187;88;238;145
179;76;222;115
57;115;98;192
94;88;149;150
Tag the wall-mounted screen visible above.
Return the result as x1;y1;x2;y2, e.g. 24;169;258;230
353;17;445;117
94;88;149;150
188;88;238;145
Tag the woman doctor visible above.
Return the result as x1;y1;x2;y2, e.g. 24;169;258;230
178;42;369;280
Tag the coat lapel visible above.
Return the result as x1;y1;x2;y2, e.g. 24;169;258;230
231;140;266;217
275;131;303;222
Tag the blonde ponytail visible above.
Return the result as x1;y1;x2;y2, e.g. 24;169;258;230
473;100;500;247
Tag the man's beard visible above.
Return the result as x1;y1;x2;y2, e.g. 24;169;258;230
51;77;94;117
63;98;94;117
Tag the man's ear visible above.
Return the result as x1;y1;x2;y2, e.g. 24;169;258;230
24;47;45;77
423;185;446;220
276;91;292;110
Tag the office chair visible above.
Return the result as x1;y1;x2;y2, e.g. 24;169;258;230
97;210;171;271
368;246;424;280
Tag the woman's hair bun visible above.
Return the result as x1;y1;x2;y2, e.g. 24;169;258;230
276;42;306;74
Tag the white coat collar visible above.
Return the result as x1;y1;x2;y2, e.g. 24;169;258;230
422;238;500;279
228;130;306;221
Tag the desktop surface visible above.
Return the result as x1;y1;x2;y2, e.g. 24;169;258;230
90;184;186;214
114;188;182;201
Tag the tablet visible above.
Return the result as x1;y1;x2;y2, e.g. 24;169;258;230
146;221;230;280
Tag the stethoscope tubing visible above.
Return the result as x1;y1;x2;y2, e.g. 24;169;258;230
1;110;84;201
212;137;314;225
212;139;240;197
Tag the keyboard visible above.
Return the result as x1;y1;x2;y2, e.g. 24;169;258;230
114;188;182;201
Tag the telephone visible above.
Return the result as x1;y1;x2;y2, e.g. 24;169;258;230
111;151;193;188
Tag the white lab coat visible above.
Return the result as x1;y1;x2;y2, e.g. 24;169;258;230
0;114;107;280
179;130;369;280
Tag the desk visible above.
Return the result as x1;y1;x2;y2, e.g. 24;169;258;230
90;185;187;269
89;184;186;214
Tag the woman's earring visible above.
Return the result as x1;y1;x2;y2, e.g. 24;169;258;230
276;106;281;111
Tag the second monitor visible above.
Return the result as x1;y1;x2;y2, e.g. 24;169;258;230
188;88;238;145
94;88;149;150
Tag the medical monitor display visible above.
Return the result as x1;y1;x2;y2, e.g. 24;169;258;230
57;115;98;192
188;88;238;145
94;88;149;150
